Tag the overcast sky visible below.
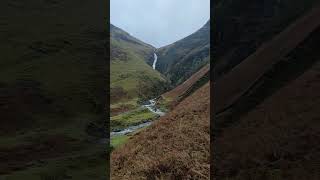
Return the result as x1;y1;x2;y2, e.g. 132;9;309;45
111;0;210;48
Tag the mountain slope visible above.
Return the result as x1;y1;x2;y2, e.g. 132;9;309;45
156;20;210;86
110;24;168;104
213;0;318;80
111;82;210;179
111;19;211;179
111;24;154;61
214;60;320;179
0;0;107;178
214;3;320;113
159;63;209;109
213;2;320;179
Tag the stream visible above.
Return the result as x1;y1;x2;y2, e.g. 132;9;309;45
110;98;165;137
111;53;164;137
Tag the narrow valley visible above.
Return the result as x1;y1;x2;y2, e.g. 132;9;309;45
110;20;210;179
110;53;165;147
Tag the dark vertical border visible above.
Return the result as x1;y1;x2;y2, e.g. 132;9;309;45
210;0;216;179
105;0;111;179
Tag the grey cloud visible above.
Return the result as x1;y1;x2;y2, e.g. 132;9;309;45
111;0;210;48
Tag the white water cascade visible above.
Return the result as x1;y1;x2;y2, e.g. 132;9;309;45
152;53;158;70
110;53;164;138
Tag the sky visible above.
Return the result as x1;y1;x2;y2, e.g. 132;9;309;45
111;0;210;48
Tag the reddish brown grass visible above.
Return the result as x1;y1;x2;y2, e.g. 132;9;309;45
111;104;135;116
111;83;210;179
214;61;320;179
164;64;209;100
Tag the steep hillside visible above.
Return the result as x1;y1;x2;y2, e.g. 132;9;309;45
111;24;154;62
110;24;168;104
0;0;107;179
213;3;320;179
159;63;210;109
110;25;171;151
213;0;318;80
214;60;320;180
111;82;210;179
156;20;210;86
110;19;211;179
214;3;320;113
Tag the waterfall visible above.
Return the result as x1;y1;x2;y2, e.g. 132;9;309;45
152;53;158;70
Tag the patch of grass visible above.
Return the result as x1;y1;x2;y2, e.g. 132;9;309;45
111;57;163;93
110;98;140;116
157;97;172;111
111;135;129;149
110;118;155;150
110;98;138;109
111;108;157;131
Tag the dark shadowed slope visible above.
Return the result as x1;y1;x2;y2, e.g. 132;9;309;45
111;82;210;179
214;60;320;179
156;20;210;86
213;0;318;79
213;3;320;179
0;0;107;178
214;3;320;113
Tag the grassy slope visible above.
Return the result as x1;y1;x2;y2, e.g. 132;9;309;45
213;4;320;180
214;60;320;180
110;25;169;150
110;24;168;105
213;0;318;80
156;20;210;86
111;135;129;149
0;0;107;179
111;108;157;131
160;62;210;109
214;4;320;113
111;82;210;179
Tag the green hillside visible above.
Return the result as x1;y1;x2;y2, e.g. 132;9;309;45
110;24;170;148
0;0;107;179
110;24;168;104
156;20;210;86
